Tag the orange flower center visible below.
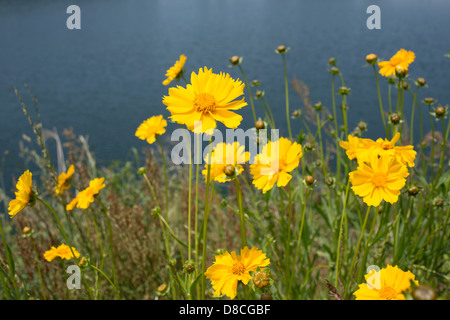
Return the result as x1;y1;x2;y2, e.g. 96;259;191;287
194;93;217;113
372;172;387;187
231;262;245;275
379;286;397;300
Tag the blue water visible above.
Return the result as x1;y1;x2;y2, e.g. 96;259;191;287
1;0;450;193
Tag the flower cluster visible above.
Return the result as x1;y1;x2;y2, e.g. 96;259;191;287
341;132;416;207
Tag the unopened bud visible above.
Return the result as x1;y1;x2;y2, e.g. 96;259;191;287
255;119;265;130
253;270;270;289
328;57;336;66
366;53;378;64
223;165;236;177
416;77;426;87
390;113;401;124
276;45;286;54
435;105;446;118
229;55;240;66
408;186;419;196
305;175;315;186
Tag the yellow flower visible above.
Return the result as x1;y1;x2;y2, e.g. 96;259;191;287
55;165;75;195
205;246;270;299
162;67;247;133
354;265;419;300
339;134;375;162
202;141;249;183
44;244;80;262
135;115;167;145
250;137;303;193
66;177;105;211
162;54;187;86
366;132;416;167
378;49;415;77
349;152;409;207
8;170;35;218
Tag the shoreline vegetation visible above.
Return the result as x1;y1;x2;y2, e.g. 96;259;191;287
0;47;448;300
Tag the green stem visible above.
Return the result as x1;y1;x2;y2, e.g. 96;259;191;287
37;198;94;299
238;65;257;123
346;206;371;297
373;65;388;137
281;54;293;140
335;178;350;287
30;236;47;300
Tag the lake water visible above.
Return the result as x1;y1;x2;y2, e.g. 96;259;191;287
1;0;450;192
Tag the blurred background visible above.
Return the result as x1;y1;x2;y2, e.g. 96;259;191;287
1;0;449;192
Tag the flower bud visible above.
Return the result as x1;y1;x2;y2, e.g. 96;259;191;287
328;57;336;66
220;199;228;208
223;165;236;177
330;67;340;75
23;226;31;234
304;142;314;151
137;167;147;175
434;197;444;208
408;186;419;196
338;86;351;95
183;260;195;274
291;109;301;119
252;79;260;86
305;175;315;186
276;45;286;54
325;176;335;187
357;121;368;132
416;77;426;87
390;113;401;124
255;119;265;130
412;285;438;300
365;53;378;64
423;97;435;105
387;76;396;84
314;101;323;111
157;283;168;293
253;270;270;289
395;65;408;77
229;55;240;66
402;81;409;90
434;105;446;118
255;90;264;99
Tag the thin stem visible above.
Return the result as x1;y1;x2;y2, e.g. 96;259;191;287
335;178;350;287
238;65;257;123
373;65;388;137
281;54;293;140
346;206;371;297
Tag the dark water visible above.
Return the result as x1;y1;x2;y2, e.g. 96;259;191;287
1;0;450;193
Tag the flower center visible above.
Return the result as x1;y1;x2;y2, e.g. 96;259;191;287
372;172;387;187
194;93;217;113
231;262;245;275
379;286;397;300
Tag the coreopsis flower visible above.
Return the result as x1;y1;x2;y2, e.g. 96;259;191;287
8;170;36;218
135;115;167;145
43;244;80;262
66;177;105;211
250;137;303;194
202;141;249;183
378;49;415;77
349;153;409;207
204;246;270;299
339;134;375;162
162;54;187;86
363;132;416;167
55;165;75;195
162;67;247;133
354;265;419;300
